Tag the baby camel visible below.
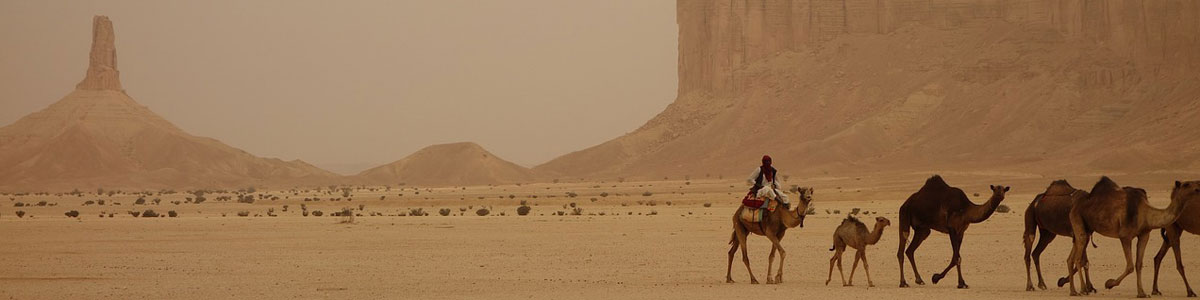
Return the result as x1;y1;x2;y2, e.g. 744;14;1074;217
827;216;891;287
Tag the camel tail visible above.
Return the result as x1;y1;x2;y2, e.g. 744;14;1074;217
829;246;835;251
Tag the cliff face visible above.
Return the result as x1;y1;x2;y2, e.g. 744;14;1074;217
677;0;1200;97
536;0;1200;179
76;16;123;91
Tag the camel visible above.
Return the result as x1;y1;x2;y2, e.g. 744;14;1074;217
1060;177;1195;297
827;215;891;287
726;187;813;284
1024;180;1097;293
1151;180;1200;297
896;175;1009;289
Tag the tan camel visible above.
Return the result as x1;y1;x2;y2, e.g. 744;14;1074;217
897;175;1009;289
1151;180;1200;297
1061;177;1195;297
726;187;813;284
1023;180;1097;293
827;215;891;287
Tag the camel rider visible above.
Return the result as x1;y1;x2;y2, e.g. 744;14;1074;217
747;155;790;209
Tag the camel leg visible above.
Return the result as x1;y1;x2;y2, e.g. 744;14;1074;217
828;247;842;286
1135;231;1151;298
1061;232;1090;296
736;228;758;284
837;251;846;286
1082;246;1097;294
897;223;911;288
1030;231;1055;291
1154;225;1194;297
774;240;786;284
1104;237;1135;291
907;228;932;286
933;230;967;288
1024;227;1036;291
727;231;740;283
848;249;861;286
1153;228;1171;295
863;249;875;287
766;245;777;284
1170;231;1197;297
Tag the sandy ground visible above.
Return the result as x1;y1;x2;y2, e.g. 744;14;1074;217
2;173;1199;299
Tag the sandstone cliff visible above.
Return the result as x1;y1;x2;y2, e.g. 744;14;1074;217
536;0;1200;179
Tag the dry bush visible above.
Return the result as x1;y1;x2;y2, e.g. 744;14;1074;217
134;197;146;205
168;211;178;217
996;204;1011;213
338;207;354;224
476;208;490;216
129;211;141;217
409;208;426;216
517;205;531;216
15;211;25;218
438;208;451;216
141;210;159;218
237;211;250;217
642;192;653;197
570;207;583;216
703;203;712;207
65;210;79;218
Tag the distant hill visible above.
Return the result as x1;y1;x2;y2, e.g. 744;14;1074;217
356;142;536;186
0;16;340;191
535;0;1200;180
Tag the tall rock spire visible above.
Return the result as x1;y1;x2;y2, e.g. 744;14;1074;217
76;15;122;91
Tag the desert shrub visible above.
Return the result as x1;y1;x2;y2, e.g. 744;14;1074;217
850;208;861;215
996;204;1011;213
14;202;25;207
98;200;105;205
134;197;146;205
600;192;609;197
409;208;426;216
168;210;178;217
642;191;652;197
703;202;712;207
65;210;79;218
142;210;159;218
833;209;841;214
152;198;161;205
16;211;25;218
312;210;323;217
439;208;451;216
806;207;817;215
237;211;250;217
646;200;657;207
129;211;141;217
570;207;583;216
282;205;289;212
973;193;981;197
84;200;95;206
665;201;673;206
647;210;658;216
476;208;490;216
338;207;354;224
569;202;577;208
517;205;531;216
566;192;578;198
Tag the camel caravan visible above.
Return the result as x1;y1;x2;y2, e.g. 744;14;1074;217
725;160;1200;298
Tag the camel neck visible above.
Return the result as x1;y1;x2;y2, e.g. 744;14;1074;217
779;206;801;228
866;223;887;245
965;194;1003;223
1146;193;1191;228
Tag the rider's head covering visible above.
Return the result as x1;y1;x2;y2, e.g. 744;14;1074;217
762;155;772;166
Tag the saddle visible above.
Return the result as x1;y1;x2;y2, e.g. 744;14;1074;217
740;194;778;223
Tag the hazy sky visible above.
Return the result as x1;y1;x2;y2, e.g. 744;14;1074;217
0;1;678;174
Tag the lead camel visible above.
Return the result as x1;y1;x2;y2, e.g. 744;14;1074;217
896;175;1009;289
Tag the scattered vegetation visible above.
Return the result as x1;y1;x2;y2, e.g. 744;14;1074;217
439;208;452;216
65;210;79;218
311;210;324;217
476;208;490;216
703;202;712;207
142;210;159;218
168;210;178;217
996;204;1011;213
15;211;25;218
237;211;250;217
642;191;653;197
409;208;427;216
517;205;531;216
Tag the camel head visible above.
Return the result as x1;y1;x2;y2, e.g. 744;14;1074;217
988;184;1011;203
874;216;891;227
1172;180;1200;204
793;187;814;228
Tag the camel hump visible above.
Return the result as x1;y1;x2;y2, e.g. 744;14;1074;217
1045;180;1075;195
1089;176;1121;196
923;175;949;189
842;215;864;226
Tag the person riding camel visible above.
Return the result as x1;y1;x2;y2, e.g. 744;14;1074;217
747;155;790;209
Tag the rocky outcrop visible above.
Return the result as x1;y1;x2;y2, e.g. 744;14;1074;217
356;142;535;186
0;16;341;191
537;1;1200;180
76;16;122;91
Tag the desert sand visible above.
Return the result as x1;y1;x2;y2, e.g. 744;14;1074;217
2;173;1198;299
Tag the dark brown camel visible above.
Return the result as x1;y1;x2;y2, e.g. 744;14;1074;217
726;187;813;284
1024;180;1097;292
1061;177;1194;297
896;175;1009;289
1151;180;1200;297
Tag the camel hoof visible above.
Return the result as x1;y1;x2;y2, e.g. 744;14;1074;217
899;281;909;288
958;283;969;289
1152;290;1162;296
825;280;831;286
1039;283;1048;290
1105;279;1118;289
751;279;760;285
1057;277;1070;287
1071;291;1080;296
1188;290;1197;297
726;279;735;284
1085;286;1097;294
1027;286;1036;292
931;273;944;284
765;279;774;284
845;283;854;287
915;278;925;285
1137;293;1150;298
868;283;875;288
